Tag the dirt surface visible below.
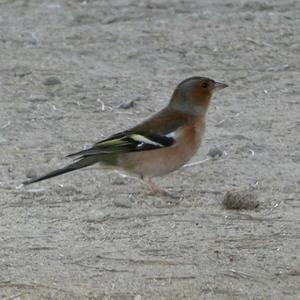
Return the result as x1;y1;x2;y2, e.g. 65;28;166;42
0;0;299;299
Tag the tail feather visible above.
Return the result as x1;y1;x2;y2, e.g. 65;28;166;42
22;156;98;185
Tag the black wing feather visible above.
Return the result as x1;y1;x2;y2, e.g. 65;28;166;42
67;131;175;158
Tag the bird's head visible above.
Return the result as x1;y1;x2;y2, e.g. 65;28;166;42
169;77;228;116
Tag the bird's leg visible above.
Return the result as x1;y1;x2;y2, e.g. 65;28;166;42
143;177;179;203
114;172;179;203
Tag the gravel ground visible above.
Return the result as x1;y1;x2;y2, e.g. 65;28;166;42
0;0;299;299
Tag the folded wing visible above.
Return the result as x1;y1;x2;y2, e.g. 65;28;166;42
67;131;175;159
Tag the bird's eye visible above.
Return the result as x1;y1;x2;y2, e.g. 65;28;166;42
202;82;208;88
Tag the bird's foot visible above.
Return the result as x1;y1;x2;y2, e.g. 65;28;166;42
147;190;180;207
145;180;180;206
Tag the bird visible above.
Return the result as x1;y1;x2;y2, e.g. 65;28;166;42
23;76;228;198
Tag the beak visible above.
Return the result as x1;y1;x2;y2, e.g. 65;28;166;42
213;81;228;91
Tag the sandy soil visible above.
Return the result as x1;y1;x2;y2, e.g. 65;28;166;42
0;0;299;299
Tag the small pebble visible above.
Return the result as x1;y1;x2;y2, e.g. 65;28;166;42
118;96;144;109
43;76;62;86
118;100;135;109
223;190;259;210
208;147;223;158
113;198;132;208
85;210;107;223
25;168;37;179
111;177;126;185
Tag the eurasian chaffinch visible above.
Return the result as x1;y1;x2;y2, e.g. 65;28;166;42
23;77;227;197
